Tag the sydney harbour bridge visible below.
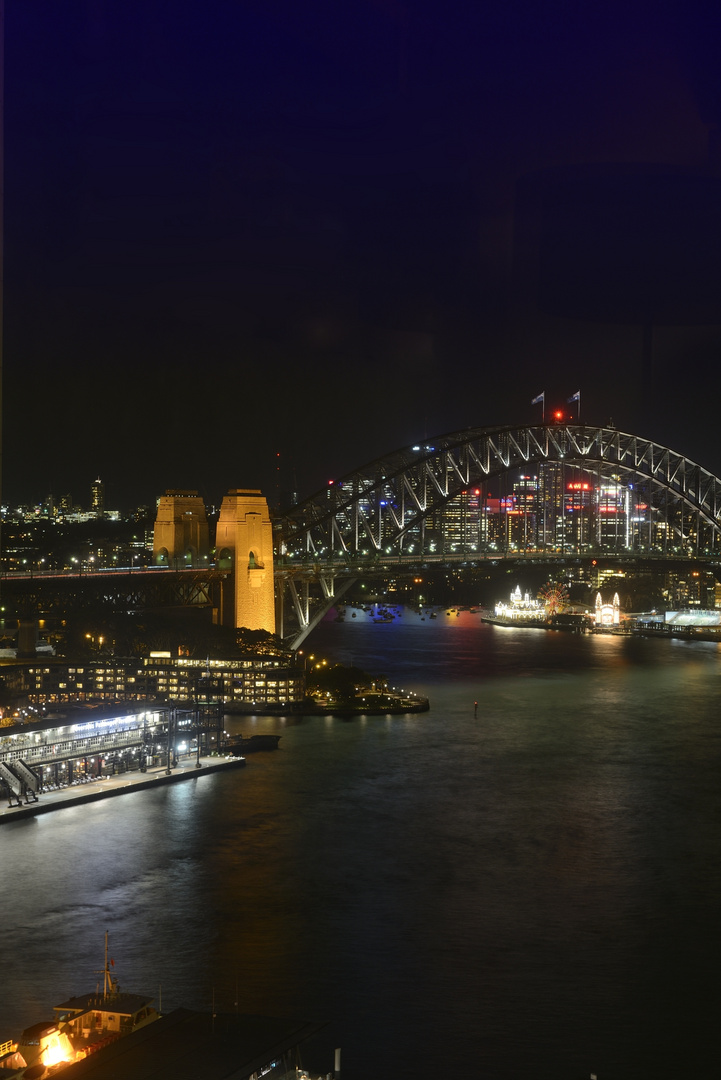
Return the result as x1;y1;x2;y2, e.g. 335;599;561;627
279;422;721;561
5;422;721;647
272;421;721;642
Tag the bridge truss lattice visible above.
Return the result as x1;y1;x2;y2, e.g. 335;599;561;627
277;424;721;565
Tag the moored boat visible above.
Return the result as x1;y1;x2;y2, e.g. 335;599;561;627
0;935;160;1075
228;734;282;753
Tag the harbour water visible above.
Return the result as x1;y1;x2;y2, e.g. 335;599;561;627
2;608;721;1078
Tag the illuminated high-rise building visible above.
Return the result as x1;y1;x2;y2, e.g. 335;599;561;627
483;495;515;549
91;478;105;517
563;479;594;548
597;480;630;549
511;475;538;549
439;489;484;551
538;463;565;549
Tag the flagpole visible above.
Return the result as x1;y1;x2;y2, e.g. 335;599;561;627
567;390;581;421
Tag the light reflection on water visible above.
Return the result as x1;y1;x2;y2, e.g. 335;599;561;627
2;612;721;1078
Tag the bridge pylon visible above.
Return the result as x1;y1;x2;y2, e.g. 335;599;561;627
153;490;210;569
216;489;276;633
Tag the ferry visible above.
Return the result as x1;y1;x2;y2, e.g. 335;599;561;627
0;935;159;1074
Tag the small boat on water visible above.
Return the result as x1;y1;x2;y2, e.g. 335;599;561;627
373;614;393;623
228;734;282;754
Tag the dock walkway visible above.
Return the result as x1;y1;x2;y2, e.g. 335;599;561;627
0;755;246;824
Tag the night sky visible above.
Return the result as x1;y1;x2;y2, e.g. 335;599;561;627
5;0;721;511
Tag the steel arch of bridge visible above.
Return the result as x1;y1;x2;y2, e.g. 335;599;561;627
277;424;721;564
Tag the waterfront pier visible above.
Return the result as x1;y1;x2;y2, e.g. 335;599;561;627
0;704;232;814
0;754;246;824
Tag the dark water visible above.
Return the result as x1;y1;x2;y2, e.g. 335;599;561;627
3;610;721;1078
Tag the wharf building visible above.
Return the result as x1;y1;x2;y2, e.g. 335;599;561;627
0;706;174;797
3;655;304;712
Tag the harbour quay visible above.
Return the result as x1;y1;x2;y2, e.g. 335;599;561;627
0;756;246;823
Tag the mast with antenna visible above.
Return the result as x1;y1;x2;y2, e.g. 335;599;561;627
95;930;118;1000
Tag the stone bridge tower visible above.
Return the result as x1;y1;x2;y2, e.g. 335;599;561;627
216;489;275;633
153;490;210;568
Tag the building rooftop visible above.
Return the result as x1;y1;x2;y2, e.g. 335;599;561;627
0;704;164;739
19;1020;58;1042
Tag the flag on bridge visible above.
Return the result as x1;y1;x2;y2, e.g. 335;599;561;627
567;390;580;403
531;392;545;405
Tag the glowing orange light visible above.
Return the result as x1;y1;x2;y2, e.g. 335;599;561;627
41;1031;73;1067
